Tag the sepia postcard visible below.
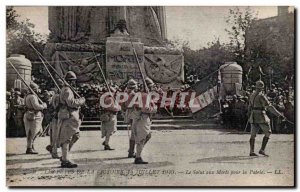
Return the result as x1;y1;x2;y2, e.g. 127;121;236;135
6;6;295;187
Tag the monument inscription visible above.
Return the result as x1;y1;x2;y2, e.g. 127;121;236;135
106;37;145;84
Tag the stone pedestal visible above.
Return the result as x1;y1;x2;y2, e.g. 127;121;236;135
106;36;145;85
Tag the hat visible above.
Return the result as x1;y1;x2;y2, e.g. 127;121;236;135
30;82;39;91
127;79;137;89
145;77;154;86
6;91;11;96
14;91;21;95
255;80;264;89
65;71;77;80
57;79;64;86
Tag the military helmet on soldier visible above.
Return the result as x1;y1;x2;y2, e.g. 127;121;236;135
30;82;39;91
57;79;65;87
127;79;137;90
14;91;21;96
65;71;77;81
255;80;264;89
145;77;154;87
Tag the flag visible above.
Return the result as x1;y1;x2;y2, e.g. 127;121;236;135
191;86;217;113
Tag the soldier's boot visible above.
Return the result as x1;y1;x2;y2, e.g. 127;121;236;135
134;157;148;164
46;145;52;153
104;145;115;150
134;142;148;164
31;144;39;154
259;137;269;157
249;139;258;156
26;148;38;154
104;135;114;150
61;161;78;168
60;143;76;167
128;140;136;158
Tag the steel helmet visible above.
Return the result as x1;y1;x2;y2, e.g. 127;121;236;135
65;71;77;81
145;77;154;86
56;79;65;86
127;79;138;89
255;80;264;89
30;82;39;91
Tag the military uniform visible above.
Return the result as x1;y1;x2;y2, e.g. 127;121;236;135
46;80;64;158
234;95;247;130
248;80;283;156
47;93;61;158
100;87;121;150
23;82;47;154
12;91;25;136
131;77;157;164
6;92;12;137
123;79;138;158
57;71;85;168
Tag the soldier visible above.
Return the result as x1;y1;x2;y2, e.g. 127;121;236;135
46;79;65;158
57;71;85;168
123;79;138;158
131;77;157;164
267;84;278;103
12;90;26;136
100;87;121;150
6;92;12;137
248;80;285;157
23;82;47;154
234;95;246;130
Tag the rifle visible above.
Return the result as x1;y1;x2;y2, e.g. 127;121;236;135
89;44;115;100
24;38;80;98
8;60;44;104
37;55;61;91
129;36;149;93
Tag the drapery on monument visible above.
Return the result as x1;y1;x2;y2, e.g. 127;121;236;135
48;6;167;46
46;6;184;88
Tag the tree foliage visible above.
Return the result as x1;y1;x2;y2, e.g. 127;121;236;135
6;6;46;61
225;7;257;66
166;38;233;85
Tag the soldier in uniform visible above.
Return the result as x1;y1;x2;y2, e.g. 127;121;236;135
23;82;47;154
123;79;138;158
46;79;65;158
248;80;285;156
100;87;121;150
12;90;26;136
6;92;12;137
57;71;85;168
234;95;246;130
131;77;157;164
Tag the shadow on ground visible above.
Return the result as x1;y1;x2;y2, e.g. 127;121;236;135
7;157;51;165
191;155;259;164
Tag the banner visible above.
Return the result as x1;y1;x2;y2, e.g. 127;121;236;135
191;86;217;113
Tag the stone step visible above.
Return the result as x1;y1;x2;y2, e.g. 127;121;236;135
79;115;212;130
82;115;193;121
81;119;196;125
80;122;221;130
